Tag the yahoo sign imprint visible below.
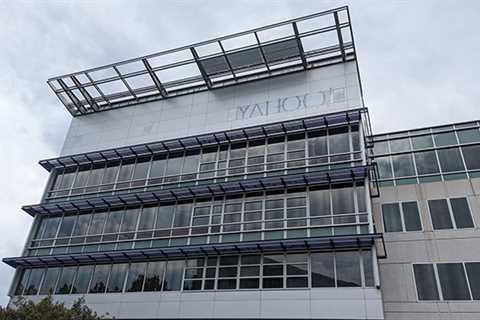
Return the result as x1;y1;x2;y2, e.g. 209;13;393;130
235;87;347;120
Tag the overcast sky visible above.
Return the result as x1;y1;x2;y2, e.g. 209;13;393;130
0;0;479;306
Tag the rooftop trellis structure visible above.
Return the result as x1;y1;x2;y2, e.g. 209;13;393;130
47;6;356;116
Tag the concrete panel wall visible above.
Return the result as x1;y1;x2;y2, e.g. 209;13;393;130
60;62;361;156
19;288;383;319
373;178;480;320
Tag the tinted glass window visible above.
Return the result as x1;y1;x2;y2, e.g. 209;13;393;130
311;252;334;287
402;202;422;231
107;263;128;293
144;261;166;292
413;264;439;300
15;269;31;295
462;145;480;170
308;131;327;157
437;263;470;300
465;262;480;300
457;129;480;143
414;151;440;175
173;203;192;228
104;209;124;234
138;206;157;230
55;266;77;294
412;135;433;149
72;214;91;236
121;208;140;232
39;267;60;295
156;206;174;229
71;265;93;294
24;268;44;295
329;128;349;154
89;264;111;293
437;148;465;172
376;157;393;179
57;215;76;237
390;138;411;153
450;198;474;228
309;189;330;216
382;203;402;232
43;217;61;239
373;141;389;155
126;262;147;292
88;211;107;235
163;260;184;291
335;251;361;287
362;250;374;287
392;154;415;177
434;132;457;146
428;199;453;230
331;187;354;214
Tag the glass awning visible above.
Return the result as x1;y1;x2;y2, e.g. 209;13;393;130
39;109;363;172
2;234;382;268
47;6;355;116
22;165;368;216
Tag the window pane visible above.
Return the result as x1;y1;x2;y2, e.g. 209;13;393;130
376;157;393;179
104;209;124;234
437;263;471;300
15;269;31;295
144;261;166;292
390;138;411;153
165;153;183;179
402;202;422;231
373;141;389;155
88;211;107;235
458;129;480;143
173;203;193;228
43;217;61;239
362;250;374;287
382;203;402;232
55;266;77;294
132;158;150;183
39;267;60;295
434;132;458;146
413;264;439;300
121;208;140;232
335;251;361;287
331;187;355;214
156;205;174;229
138;206;157;230
437;148;465;172
57;215;76;237
311;252;334;287
309;189;330;216
414;151;440;175
163;260;184;291
117;161;135;182
329;127;349;154
182;151;200;175
450;198;474;228
465;262;480;300
428;199;453;230
308;131;327;157
412;135;433;149
24;268;44;295
125;262;147;292
462;145;480;170
150;155;167;178
392;154;415;177
107;263;128;293
72;214;91;236
262;278;283;288
89;264;111;293
72;265;94;294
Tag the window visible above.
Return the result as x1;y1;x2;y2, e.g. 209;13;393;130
462;145;480;170
335;251;361;287
412;135;433;149
125;262;147;292
437;148;465;172
437;263;471;300
414;262;480;301
132;157;151;187
376;157;393;179
414;151;440;175
428;198;473;230
413;264;439;300
392;154;415;177
144;261;165;292
55;266;77;294
71;265;93;294
24;268;44;295
107;263;128;293
286;254;308;288
331;186;354;214
311;252;334;287
163;260;185;291
434;132;458;146
89;264;111;293
373;140;389;155
390;138;411;153
382;202;422;232
39;267;60;295
15;269;31;295
57;215;76;238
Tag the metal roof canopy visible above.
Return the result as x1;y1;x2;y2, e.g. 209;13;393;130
39;109;363;172
47;6;356;116
23;165;368;216
2;234;381;268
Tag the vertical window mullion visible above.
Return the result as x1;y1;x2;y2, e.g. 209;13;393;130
446;199;457;229
433;264;444;301
399;202;406;232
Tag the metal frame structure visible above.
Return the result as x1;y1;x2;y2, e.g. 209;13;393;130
22;165;369;216
3;233;382;268
39;109;364;171
47;6;355;116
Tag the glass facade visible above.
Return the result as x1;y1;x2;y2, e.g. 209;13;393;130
29;184;368;256
14;250;374;296
46;125;361;203
372;122;480;186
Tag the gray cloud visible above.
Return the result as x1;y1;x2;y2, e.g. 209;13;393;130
0;0;479;306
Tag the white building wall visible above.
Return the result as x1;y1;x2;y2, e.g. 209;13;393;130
61;62;362;156
19;288;383;319
373;178;480;320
